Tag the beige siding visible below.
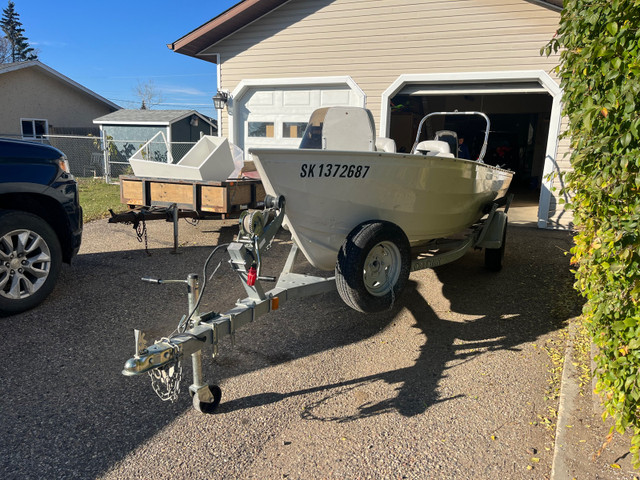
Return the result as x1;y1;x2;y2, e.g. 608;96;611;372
208;0;562;130
0;68;115;136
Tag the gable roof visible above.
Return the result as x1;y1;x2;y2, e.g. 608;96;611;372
168;0;562;63
93;109;216;127
0;60;120;110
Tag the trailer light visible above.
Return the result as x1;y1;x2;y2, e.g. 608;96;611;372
247;266;257;286
271;296;279;311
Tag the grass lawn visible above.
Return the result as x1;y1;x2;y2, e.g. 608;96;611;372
77;178;122;223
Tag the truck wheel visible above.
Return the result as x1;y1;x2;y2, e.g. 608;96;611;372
0;210;62;316
336;221;411;313
485;221;507;272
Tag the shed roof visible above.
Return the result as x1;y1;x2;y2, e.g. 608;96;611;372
93;109;215;127
0;60;120;110
168;0;563;63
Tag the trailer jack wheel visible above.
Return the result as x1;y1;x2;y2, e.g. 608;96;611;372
190;384;222;414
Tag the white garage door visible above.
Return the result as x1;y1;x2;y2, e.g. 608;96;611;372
235;84;362;156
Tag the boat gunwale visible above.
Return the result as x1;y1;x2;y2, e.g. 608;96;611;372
249;147;514;176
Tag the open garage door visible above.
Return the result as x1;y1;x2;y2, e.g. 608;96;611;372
382;73;563;227
389;87;553;197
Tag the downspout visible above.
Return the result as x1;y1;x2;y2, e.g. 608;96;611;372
216;53;223;137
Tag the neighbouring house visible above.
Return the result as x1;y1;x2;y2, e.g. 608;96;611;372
0;60;119;138
93;109;218;171
168;0;569;228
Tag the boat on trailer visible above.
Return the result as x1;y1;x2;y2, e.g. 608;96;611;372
251;106;513;312
121;106;514;412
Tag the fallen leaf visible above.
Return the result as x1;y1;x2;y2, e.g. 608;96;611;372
611;463;621;469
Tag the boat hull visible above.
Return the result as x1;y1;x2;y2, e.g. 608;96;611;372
251;148;512;271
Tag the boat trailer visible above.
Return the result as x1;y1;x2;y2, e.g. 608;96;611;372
122;194;510;413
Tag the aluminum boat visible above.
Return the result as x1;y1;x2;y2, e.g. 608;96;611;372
251;107;513;271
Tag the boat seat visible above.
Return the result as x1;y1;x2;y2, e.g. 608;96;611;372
435;130;458;157
375;137;396;153
414;140;455;158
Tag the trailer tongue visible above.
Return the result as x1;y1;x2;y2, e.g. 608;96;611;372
122;195;335;412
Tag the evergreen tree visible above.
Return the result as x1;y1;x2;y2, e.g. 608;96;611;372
1;1;36;63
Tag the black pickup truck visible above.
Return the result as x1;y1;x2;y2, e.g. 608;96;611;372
0;138;83;315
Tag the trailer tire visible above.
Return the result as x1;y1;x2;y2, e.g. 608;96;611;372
336;221;411;313
485;221;507;272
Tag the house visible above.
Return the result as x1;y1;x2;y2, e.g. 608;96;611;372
168;0;568;228
0;60;119;138
93;109;218;166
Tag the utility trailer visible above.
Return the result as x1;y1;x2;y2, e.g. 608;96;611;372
118;175;265;216
122;194;510;413
109;175;266;252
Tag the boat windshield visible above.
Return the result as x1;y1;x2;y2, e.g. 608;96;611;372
299;108;329;149
299;107;376;151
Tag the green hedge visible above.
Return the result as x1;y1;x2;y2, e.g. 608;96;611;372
544;0;640;465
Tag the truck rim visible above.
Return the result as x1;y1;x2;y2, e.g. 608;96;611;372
0;229;52;299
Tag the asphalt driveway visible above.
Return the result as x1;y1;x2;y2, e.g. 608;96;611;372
0;217;579;479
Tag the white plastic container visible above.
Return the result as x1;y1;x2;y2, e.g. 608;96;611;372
130;135;235;181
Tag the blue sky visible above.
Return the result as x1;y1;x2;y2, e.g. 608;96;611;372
13;0;240;118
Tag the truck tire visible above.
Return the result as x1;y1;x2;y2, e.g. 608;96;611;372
0;210;62;316
336;221;411;313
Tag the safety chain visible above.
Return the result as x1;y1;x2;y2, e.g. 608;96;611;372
148;339;182;402
134;213;150;255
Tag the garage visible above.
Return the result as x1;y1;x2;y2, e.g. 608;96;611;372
381;72;563;227
389;89;552;192
230;77;366;156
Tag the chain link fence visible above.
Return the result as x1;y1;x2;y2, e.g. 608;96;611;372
104;137;196;182
1;134;197;183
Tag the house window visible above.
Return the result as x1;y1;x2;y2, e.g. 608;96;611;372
283;122;307;138
21;119;48;139
248;122;274;138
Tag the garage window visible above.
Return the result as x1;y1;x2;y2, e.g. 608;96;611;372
283;122;307;138
248;122;274;138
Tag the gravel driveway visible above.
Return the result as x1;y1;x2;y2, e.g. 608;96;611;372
0;217;577;479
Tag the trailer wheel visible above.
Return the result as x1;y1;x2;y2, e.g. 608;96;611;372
485;221;507;272
336;221;411;313
192;384;222;414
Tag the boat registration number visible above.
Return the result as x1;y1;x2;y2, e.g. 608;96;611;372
300;163;370;179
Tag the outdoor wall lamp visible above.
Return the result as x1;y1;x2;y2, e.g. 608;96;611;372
213;90;229;110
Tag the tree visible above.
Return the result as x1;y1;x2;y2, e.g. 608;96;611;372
0;35;10;63
1;1;37;63
134;80;164;109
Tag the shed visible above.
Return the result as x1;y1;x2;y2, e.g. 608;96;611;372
93;109;218;167
168;0;570;229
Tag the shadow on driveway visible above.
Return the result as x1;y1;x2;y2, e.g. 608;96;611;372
0;223;578;478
